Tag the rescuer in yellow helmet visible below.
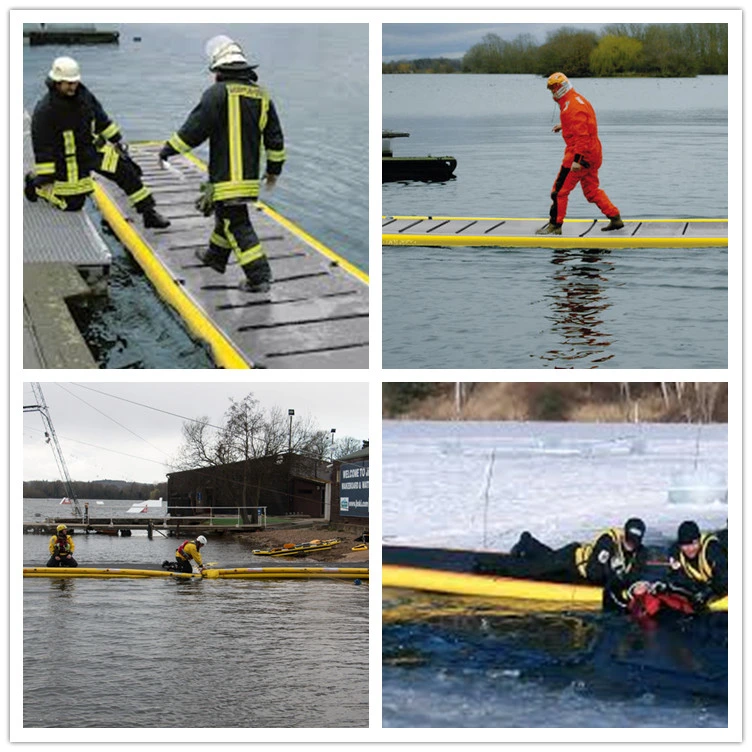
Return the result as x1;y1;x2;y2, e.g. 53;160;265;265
47;523;78;567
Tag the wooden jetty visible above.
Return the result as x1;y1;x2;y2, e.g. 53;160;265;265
23;516;265;538
94;143;369;369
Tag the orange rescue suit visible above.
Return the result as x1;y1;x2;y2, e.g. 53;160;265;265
549;88;619;225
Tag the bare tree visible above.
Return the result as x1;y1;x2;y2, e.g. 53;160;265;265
334;436;365;458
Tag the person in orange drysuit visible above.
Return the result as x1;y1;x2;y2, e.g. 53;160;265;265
536;72;624;236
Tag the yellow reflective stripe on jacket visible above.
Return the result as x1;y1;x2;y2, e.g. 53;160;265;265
168;133;193;154
34;161;56;176
100;143;120;173
266;148;286;162
212;179;260;201
575;528;623;578
679;533;717;583
226;83;271;183
259;91;269;131
128;186;151;206
100;121;120;140
575;543;592;578
53;177;95;196
62;130;79;184
227;87;243;183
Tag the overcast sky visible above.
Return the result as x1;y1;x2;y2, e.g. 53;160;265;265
22;382;369;484
383;23;607;61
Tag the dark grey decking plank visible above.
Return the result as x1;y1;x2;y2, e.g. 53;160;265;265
96;143;368;368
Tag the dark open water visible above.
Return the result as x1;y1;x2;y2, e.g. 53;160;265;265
383;74;728;368
22;529;368;728
23;24;368;368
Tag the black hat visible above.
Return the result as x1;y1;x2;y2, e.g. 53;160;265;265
624;517;646;545
678;520;701;545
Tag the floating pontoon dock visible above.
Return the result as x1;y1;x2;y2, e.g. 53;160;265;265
23;113;111;368
382;216;728;249
94;144;369;368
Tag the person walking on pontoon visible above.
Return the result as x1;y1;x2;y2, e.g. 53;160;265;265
536;72;623;236
25;56;170;229
158;35;285;293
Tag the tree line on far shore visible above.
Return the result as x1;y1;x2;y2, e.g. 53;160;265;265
23;479;167;501
382;382;728;424
382;23;728;77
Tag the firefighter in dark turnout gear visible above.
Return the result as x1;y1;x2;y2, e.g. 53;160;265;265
25;57;170;228
158;36;285;292
475;518;648;609
667;520;727;609
47;524;78;567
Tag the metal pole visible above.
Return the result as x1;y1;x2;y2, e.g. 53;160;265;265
288;408;295;454
330;428;336;461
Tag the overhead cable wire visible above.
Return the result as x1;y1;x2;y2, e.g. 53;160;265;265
55;384;172;460
69;383;225;430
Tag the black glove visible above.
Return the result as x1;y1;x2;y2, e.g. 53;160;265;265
158;145;172;162
692;587;713;609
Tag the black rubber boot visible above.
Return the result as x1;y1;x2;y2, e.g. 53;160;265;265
535;222;562;236
142;208;171;229
238;258;272;293
601;214;624;232
239;279;271;293
24;173;38;202
510;531;533;558
195;248;227;274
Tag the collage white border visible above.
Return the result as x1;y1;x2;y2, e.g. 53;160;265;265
7;2;745;746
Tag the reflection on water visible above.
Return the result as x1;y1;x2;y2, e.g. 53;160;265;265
542;249;618;367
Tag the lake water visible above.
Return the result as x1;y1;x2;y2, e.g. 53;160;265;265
382;75;728;368
382;420;729;728
23;24;369;368
21;522;368;728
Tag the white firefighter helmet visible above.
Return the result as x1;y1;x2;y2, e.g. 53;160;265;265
49;56;81;82
205;35;251;71
196;535;207;546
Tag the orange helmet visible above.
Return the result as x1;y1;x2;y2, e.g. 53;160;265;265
547;72;571;100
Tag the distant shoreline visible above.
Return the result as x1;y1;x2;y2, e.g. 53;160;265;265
383;383;728;424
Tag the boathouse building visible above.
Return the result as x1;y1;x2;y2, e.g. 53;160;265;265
166;444;369;527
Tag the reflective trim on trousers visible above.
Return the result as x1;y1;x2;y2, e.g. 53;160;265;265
34;161;56;176
128;186;152;207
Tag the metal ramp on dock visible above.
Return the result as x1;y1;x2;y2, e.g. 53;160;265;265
94;143;369;369
23;112;112;287
383;215;728;249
